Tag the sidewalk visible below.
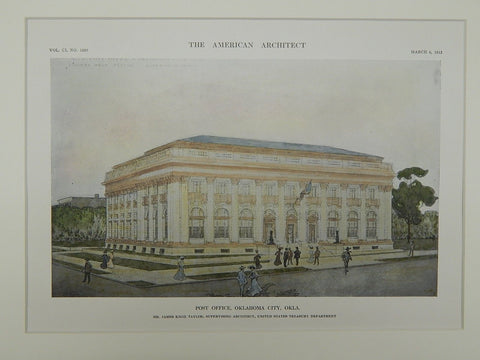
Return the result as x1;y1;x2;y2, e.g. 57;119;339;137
52;248;437;287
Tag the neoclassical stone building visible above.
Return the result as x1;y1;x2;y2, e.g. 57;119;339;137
103;136;394;254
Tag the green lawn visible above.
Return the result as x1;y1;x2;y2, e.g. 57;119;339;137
393;238;437;250
65;252;177;271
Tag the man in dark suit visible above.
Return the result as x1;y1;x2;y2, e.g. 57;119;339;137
82;259;92;284
294;247;301;266
283;248;289;267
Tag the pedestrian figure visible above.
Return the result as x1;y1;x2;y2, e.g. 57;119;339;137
173;256;186;281
288;248;294;265
283;248;289;268
107;250;114;269
254;250;262;269
314;246;321;265
408;240;415;257
247;266;262;296
307;246;314;263
274;248;283;266
294;247;301;266
82;259;92;284
100;250;109;269
342;247;352;274
237;266;248;296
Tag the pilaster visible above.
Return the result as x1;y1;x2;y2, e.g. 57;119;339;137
277;180;286;243
339;184;348;241
255;180;264;243
319;183;328;241
206;177;215;243
231;178;240;243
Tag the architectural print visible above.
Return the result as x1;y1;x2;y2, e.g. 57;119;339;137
51;58;439;297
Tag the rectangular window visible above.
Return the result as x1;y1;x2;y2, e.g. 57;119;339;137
286;184;296;197
215;182;227;194
265;183;275;196
191;180;201;193
369;188;376;199
329;187;337;198
349;188;357;199
239;184;250;195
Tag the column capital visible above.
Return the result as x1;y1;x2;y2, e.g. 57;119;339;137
231;177;241;185
206;177;215;184
254;179;264;186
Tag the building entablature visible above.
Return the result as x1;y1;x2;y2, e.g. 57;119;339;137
104;137;394;184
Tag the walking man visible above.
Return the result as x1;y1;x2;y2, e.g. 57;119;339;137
283;248;289;268
314;246;321;265
294;247;301;266
82;258;92;284
288;248;294;265
408;240;415;257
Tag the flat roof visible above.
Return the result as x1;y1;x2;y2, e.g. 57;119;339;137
180;135;382;159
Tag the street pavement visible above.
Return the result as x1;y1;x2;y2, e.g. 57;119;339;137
52;246;437;289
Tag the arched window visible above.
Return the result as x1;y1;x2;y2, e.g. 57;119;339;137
189;207;205;238
239;209;254;239
327;210;339;238
347;211;359;238
367;211;377;238
214;208;230;238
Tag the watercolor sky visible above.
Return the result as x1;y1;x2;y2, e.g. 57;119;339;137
51;59;440;209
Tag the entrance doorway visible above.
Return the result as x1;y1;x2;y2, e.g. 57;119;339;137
263;210;276;243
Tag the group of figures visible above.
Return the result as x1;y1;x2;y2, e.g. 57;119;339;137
100;250;115;270
273;246;304;267
236;265;262;296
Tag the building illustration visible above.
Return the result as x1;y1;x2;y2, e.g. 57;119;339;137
103;135;394;254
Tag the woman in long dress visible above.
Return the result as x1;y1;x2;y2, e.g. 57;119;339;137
173;256;186;281
100;250;109;269
248;266;262;296
307;246;315;263
274;248;283;266
107;250;114;269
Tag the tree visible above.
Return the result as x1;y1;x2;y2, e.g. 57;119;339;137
391;167;438;243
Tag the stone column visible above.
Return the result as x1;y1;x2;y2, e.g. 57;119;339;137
167;178;181;243
148;185;154;242
206;177;215;243
180;177;189;243
384;185;392;241
360;184;367;241
376;186;385;241
255;180;263;243
277;181;286;244
319;183;328;242
298;181;307;243
138;187;146;241
231;178;240;243
339;184;348;241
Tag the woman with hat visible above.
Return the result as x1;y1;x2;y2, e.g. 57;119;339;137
173;256;186;281
237;265;248;296
247;265;262;296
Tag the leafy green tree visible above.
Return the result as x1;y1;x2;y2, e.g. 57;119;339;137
392;167;438;243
